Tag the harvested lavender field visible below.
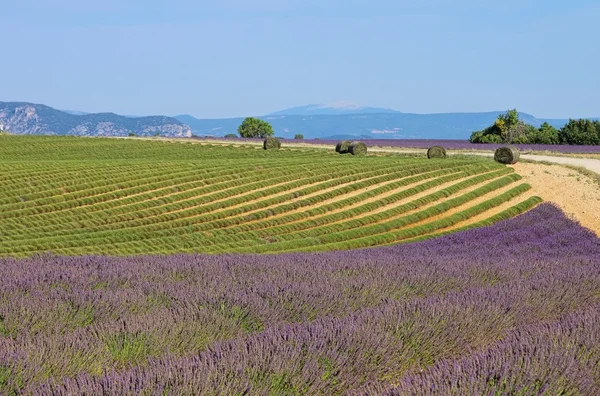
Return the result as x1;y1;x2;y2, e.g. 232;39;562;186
1;204;599;394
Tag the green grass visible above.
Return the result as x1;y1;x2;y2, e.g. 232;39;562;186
0;136;541;256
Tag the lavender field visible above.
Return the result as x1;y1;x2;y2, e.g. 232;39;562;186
295;139;600;154
202;136;600;154
1;203;599;394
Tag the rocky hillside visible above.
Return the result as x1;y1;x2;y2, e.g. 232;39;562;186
0;102;191;137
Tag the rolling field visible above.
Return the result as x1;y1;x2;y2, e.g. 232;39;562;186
1;204;600;394
0;136;541;256
6;136;600;394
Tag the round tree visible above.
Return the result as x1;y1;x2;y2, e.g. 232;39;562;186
238;117;274;138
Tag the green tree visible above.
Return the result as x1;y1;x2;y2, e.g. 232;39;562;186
479;133;502;143
224;133;238;138
527;122;559;144
495;109;520;143
559;119;600;145
294;134;304;140
470;109;535;144
237;117;274;138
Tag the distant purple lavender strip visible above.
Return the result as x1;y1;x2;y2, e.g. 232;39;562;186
200;136;600;153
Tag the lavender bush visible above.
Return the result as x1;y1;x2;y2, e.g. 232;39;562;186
0;204;599;394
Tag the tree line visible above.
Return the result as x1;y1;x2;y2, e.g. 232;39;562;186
470;109;600;145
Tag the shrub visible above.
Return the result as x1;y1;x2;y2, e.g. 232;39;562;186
494;146;520;164
294;134;304;140
559;119;600;145
427;146;447;159
238;117;274;138
224;134;238;139
263;137;281;150
335;140;351;154
348;141;367;156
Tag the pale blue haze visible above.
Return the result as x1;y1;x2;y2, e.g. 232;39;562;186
1;0;598;118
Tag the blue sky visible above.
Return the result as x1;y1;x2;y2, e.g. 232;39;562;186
1;1;598;118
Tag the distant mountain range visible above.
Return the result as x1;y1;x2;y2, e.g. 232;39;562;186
267;101;400;116
2;101;597;140
0;102;191;137
176;106;586;140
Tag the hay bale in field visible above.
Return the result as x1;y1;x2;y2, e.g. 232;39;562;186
427;146;447;159
348;141;367;156
494;146;520;164
263;137;281;150
335;140;351;154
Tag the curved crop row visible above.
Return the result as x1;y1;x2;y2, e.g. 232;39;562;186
0;137;540;256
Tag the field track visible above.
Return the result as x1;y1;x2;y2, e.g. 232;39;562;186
0;136;541;256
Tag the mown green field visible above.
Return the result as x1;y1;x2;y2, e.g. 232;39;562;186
0;136;541;256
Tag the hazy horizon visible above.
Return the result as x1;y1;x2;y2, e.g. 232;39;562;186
2;1;599;119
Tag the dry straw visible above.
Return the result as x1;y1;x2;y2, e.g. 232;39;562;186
427;146;447;159
263;137;281;150
494;146;520;164
335;140;351;154
348;141;367;156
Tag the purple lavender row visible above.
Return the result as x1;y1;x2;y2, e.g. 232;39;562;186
201;136;600;153
0;204;596;393
31;247;600;395
373;305;600;395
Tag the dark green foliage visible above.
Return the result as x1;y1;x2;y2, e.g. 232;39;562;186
294;134;304;140
263;137;281;150
224;134;238;138
527;122;559;144
238;117;275;138
480;133;502;144
335;140;351;154
471;110;600;146
470;110;534;144
427;146;446;159
558;119;600;145
128;132;136;137
494;146;520;164
348;141;367;156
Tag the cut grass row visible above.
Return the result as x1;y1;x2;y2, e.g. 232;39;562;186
0;158;360;220
5;169;526;256
0;136;541;256
0;154;342;207
1;160;419;239
1;162;463;249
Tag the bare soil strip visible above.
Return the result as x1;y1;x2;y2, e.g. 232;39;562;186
511;162;600;236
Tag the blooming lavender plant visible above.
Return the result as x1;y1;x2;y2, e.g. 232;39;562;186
0;204;598;394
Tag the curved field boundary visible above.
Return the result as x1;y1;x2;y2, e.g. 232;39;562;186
0;137;542;256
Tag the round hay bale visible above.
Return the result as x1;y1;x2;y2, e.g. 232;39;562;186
494;146;520;164
348;141;367;156
335;140;351;154
427;146;447;159
263;137;281;150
